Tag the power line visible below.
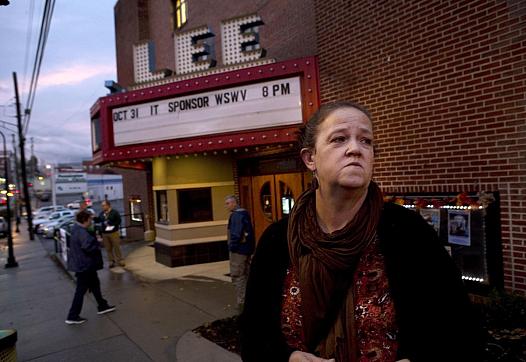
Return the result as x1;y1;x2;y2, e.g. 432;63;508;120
22;0;36;92
23;0;56;135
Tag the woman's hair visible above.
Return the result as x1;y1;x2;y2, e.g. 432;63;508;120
76;210;92;224
298;101;373;150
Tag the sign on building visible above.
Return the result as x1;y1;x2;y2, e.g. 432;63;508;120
112;76;302;146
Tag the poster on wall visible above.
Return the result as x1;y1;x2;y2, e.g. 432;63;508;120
448;210;471;246
419;208;440;236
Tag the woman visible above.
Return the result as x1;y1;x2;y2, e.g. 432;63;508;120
240;101;484;361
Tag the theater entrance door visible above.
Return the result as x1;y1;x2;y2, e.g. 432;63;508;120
238;172;305;243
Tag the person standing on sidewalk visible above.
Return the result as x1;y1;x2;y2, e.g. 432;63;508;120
225;195;255;311
66;210;115;325
96;200;124;268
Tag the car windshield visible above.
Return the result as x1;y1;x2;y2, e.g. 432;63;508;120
49;214;60;220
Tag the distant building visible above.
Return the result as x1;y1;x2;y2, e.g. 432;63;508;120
87;174;123;202
83;160;149;241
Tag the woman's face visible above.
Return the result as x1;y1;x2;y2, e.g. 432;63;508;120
302;107;374;192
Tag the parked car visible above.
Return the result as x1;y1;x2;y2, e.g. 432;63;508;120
34;210;75;233
42;215;75;238
66;200;82;209
0;217;7;238
33;205;67;219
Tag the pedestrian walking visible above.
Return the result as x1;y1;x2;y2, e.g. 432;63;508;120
66;210;115;325
240;101;484;361
225;195;255;311
96;200;124;268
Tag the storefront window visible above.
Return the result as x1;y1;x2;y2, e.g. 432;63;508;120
177;188;213;223
156;190;169;223
384;192;503;293
129;197;143;222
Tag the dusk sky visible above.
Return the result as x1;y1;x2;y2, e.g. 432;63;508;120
0;1;116;165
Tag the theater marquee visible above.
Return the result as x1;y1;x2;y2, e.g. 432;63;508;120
112;76;302;146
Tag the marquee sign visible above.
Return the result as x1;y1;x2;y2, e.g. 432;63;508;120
112;76;302;146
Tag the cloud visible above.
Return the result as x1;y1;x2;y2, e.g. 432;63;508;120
38;63;115;88
0;62;114;104
31;130;92;164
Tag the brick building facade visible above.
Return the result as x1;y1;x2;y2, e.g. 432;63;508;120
315;0;526;293
114;0;317;88
93;0;524;292
92;0;319;266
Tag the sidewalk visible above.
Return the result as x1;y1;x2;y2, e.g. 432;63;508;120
0;223;241;362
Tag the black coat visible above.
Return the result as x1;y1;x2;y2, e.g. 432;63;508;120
240;203;485;362
228;208;255;255
97;208;121;234
67;223;103;273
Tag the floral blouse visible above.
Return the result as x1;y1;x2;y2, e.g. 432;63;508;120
281;238;399;361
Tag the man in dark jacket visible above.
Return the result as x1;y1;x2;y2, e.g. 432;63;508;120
65;210;115;325
97;200;124;268
225;195;255;310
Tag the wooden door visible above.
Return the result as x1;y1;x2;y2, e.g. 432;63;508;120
238;176;253;216
247;172;304;243
250;175;277;242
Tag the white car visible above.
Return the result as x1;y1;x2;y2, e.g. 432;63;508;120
66;200;82;209
33;205;67;219
34;210;75;233
41;215;75;238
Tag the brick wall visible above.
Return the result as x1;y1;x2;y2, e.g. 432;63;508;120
114;0;141;88
116;167;152;241
115;0;317;87
315;0;526;293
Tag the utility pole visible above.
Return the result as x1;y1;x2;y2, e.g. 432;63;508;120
46;164;56;206
13;72;34;240
1;131;17;268
30;137;35;179
12;134;20;233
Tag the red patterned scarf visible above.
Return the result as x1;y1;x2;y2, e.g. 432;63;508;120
287;181;384;361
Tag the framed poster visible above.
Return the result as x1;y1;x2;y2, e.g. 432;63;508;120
448;210;471;246
420;208;440;236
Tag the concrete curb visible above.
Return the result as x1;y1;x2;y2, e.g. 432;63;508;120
176;331;241;362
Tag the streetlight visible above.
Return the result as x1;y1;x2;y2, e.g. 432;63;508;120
45;164;56;206
0;131;17;268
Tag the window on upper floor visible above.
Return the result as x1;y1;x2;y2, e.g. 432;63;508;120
175;0;187;29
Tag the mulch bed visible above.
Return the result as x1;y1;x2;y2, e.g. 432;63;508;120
193;315;242;354
193;315;526;361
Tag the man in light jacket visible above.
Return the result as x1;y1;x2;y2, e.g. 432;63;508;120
65;210;115;325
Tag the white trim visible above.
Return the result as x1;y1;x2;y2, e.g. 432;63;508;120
155;220;228;230
129;59;275;90
155;235;227;246
153;181;234;191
